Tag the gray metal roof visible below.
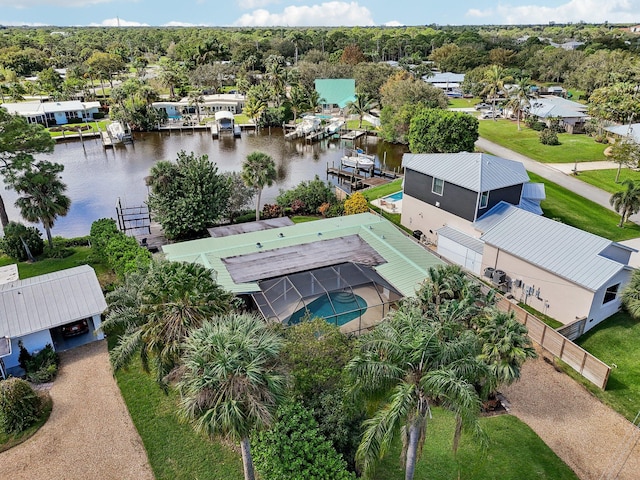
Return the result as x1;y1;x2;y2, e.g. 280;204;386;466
522;182;546;201
402;152;529;192
436;226;484;254
528;96;588;119
0;265;107;339
478;206;629;291
208;217;294;238
425;72;465;83
604;123;640;143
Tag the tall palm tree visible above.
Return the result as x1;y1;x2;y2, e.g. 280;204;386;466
506;77;532;131
103;260;235;387
187;90;204;123
241;151;277;221
347;94;376;129
622;269;640;319
288;85;308;123
481;65;513;121
346;302;485;480
610;179;640;227
8;160;70;247
178;313;286;480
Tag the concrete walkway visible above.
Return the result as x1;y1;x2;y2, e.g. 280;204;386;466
0;341;154;480
475;137;640;224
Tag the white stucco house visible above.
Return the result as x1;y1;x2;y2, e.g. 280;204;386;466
0;265;107;375
1;100;102;126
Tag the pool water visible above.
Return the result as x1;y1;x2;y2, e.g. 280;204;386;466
288;292;368;326
384;191;403;202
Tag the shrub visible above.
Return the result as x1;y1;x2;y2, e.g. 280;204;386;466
0;222;45;261
43;245;74;259
90;218;119;261
276;176;337;215
105;234;152;279
0;378;41;434
234;211;257;224
261;204;283;219
344;192;369;215
290;199;305;215
326;201;345;218
52;235;91;247
18;342;60;383
539;128;560;145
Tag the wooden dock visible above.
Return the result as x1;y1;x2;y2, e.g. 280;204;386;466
341;130;365;140
134;221;168;253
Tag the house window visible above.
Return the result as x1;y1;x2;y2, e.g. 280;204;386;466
603;283;620;304
432;177;444;196
479;191;489;209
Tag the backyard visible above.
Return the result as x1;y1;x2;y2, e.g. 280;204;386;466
478;119;607;164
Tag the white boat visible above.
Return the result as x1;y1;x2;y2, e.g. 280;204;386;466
341;152;375;169
295;116;321;134
326;119;345;134
107;122;125;142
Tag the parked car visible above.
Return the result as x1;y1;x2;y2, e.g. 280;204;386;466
480;110;502;119
61;319;89;337
474;103;492;110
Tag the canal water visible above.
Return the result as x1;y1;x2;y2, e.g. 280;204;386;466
1;128;407;238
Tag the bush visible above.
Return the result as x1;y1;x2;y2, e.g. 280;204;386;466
0;378;41;434
539;128;560;145
105;234;152;279
234;211;257;224
92;112;105;120
0;222;45;261
90;218;120;262
276;176;337;215
344;192;368;215
326;201;345;218
18;342;60;383
261;204;283;219
43;245;74;259
52;235;91;247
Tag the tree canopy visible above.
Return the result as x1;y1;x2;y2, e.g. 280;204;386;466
408;108;479;153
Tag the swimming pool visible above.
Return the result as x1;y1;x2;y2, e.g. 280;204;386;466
288;292;368;326
384;191;403;202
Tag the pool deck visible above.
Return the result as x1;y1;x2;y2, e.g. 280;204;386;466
372;197;403;214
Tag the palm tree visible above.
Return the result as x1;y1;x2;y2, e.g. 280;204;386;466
622;269;640;319
288;85;308;123
506;77;532;130
8;160;70;247
346;302;485;480
481;65;513;121
103;260;235;387
187;90;204;123
610;179;640;227
241;151;277;221
177;313;286;480
347;94;376;129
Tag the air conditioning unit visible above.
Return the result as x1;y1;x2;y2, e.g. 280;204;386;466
514;279;523;288
484;267;495;278
492;269;506;284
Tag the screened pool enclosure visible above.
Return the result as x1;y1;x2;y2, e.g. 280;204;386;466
251;262;403;333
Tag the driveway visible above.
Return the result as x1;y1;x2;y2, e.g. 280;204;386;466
0;341;154;480
503;353;640;480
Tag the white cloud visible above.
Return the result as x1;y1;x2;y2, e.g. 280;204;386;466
236;0;281;9
233;1;375;27
0;19;48;26
467;0;640;24
90;17;149;26
0;0;114;7
163;21;208;27
384;20;404;27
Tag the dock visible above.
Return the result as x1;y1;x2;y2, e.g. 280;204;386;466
341;130;365;140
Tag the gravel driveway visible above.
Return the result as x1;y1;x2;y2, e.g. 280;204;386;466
503;353;640;480
0;340;154;480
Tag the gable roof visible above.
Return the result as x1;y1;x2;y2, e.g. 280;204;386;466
528;96;588;119
0;265;107;339
604;123;640;144
402;152;529;192
425;72;465;83
477;204;630;291
2;100;101;116
162;213;443;297
314;79;356;108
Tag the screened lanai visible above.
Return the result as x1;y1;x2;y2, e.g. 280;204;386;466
252;262;403;334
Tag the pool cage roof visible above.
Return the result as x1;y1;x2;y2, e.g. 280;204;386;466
251;262;403;326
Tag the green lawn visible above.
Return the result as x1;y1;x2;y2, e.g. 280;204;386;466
291;215;321;223
0;247;111;280
114;359;244;480
362;178;403;201
47;120;110;138
561;312;640;422
345;119;375;130
479;120;607;163
528;172;640;241
448;97;480;108
373;408;577;480
574;168;640;195
518;303;564;329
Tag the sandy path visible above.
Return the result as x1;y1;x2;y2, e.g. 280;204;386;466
503;354;640;480
0;340;154;480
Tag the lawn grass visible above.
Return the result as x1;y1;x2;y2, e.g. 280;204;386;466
0;393;52;453
574;168;640;195
291;215;321;223
362;178;403;201
0;247;111;281
479;119;607;163
528;172;640;241
518;303;564;329
114;360;244;480
448;97;480;108
234;113;252;124
560;312;640;422
373;408;577;480
47;120;110;138
346;119;375;130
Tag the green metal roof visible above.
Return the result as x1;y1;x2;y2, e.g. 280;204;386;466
314;79;356;108
162;213;443;297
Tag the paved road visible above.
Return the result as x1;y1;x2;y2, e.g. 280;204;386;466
475;137;640;224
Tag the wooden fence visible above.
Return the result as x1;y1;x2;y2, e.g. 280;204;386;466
495;297;611;389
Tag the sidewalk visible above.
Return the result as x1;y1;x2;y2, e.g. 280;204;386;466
475;137;640;224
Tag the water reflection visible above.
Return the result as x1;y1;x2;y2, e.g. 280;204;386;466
1;128;407;237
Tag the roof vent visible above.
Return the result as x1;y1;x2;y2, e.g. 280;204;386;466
278;233;284;238
256;242;262;248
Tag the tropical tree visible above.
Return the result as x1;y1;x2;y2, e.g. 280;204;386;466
506;77;533;131
158;58;186;99
481;65;513;120
622;269;640;319
103;260;235;387
347;94;376;129
608;138;640;183
187;90;204;123
408;108;479;154
241;151;277;221
0;109;55;227
177;313;286;480
7;160;70;247
610;179;640;227
346;301;486;479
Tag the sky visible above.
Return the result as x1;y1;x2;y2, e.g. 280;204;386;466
0;0;638;28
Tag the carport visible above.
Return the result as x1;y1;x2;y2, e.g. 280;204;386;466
0;265;107;374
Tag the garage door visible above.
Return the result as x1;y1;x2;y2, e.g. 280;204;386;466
436;226;484;275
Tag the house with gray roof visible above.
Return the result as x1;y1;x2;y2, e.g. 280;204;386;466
527;96;588;133
0;265;107;374
401;152;543;245
604;123;640;144
1;100;102;126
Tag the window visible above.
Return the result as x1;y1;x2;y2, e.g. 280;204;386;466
603;283;620;304
479;191;489;209
432;177;444;196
